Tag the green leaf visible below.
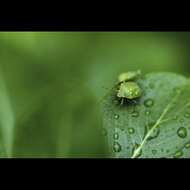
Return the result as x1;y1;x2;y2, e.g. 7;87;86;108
102;72;190;158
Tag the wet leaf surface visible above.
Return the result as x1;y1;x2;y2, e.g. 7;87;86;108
102;72;190;158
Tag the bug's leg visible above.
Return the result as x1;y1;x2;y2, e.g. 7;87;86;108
132;99;137;104
120;98;124;105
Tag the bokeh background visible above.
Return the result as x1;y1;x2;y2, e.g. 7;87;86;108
0;32;189;158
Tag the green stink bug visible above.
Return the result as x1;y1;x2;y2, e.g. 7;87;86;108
98;70;142;106
117;82;142;99
116;70;142;105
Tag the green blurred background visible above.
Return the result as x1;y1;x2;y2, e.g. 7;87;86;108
0;32;189;158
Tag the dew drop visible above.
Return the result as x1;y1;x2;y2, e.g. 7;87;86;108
128;128;135;134
113;142;121;152
113;132;119;140
184;112;190;118
131;111;139;117
179;118;184;123
161;148;164;152
126;146;130;150
114;114;119;120
152;150;157;154
144;98;154;107
173;150;183;158
185;142;190;149
177;127;187;138
144;122;160;141
147;127;160;141
143;123;154;138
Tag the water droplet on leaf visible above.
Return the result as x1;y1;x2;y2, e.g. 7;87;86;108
114;114;119;120
113;132;119;140
143;122;160;141
144;98;154;107
147;127;160;141
113;142;121;152
173;150;183;158
185;142;190;149
177;127;187;138
131;111;139;117
132;143;142;158
128;128;135;134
